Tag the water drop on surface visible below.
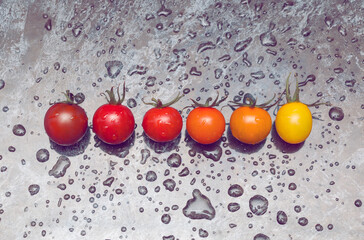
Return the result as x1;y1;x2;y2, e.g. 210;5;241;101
36;149;50;163
105;61;123;79
12;124;26;136
48;156;71;178
227;202;240;212
254;233;270;240
298;217;309;226
182;189;215;220
145;171;157;182
227;184;244;197
28;184;40;196
329;107;344;121
44;19;52;31
163;179;176;191
276;211;288;225
140;149;150;164
0;79;5;90
167;153;182;168
199;228;209;238
234;37;253;52
354;199;362;207
249;195;269;216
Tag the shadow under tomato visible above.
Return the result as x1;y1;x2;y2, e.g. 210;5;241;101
271;122;304;153
184;130;224;162
142;132;181;154
94;131;135;158
50;127;91;157
226;126;266;154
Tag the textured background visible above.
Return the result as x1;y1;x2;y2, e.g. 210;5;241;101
0;0;363;239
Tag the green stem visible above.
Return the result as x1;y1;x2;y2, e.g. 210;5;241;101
101;82;126;105
142;93;184;108
191;92;227;108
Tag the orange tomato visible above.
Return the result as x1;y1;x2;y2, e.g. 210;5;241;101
230;106;272;144
186;107;225;144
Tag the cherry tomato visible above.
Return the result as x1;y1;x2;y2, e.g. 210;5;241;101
142;94;183;142
274;73;330;144
275;102;312;144
44;92;88;146
230;106;272;144
142;107;182;142
186;107;225;144
93;84;135;145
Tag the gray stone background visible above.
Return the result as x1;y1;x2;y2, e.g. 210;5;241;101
0;0;363;239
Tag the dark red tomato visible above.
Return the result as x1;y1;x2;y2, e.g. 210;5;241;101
93;104;135;145
142;107;182;142
44;103;88;146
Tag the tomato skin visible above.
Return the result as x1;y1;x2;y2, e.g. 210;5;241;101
275;102;312;144
142;107;182;142
44;103;88;146
230;106;272;145
186;107;225;144
92;104;135;145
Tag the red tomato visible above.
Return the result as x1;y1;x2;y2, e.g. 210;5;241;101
44;103;88;146
230;106;272;144
142;107;182;142
92;84;135;145
186;107;225;144
93;104;135;145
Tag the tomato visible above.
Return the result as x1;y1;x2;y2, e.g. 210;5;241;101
230;106;272;144
275;102;312;144
142;107;182;142
44;92;88;146
186;107;225;144
274;73;330;144
93;84;135;145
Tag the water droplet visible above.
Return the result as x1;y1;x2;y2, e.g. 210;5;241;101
0;79;5;90
199;228;209;238
12;124;26;136
138;186;148;195
234;37;253;52
315;224;324;231
103;177;115;187
338;25;347;36
324;16;334;28
36;149;50;163
72;23;83;37
127;98;137;108
115;28;124;37
214;68;223;79
201;146;222;162
44;19;52;31
227;202;240;212
140;149;150;164
276;211;288;225
329;107;344;121
197;41;216;53
163;179;176;191
227;184;244;197
298;217;309;226
48;156;71;178
254;233;270;240
182;189;215;220
161;213;171;224
251;71;265;80
28;184;40;196
167;153;182;168
105;61;123;79
178;167;190;177
145;171;157;182
249;195;269;216
354;199;362;207
74;92;85;104
260;31;277;47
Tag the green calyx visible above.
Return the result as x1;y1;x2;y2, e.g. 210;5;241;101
57;90;77;105
191;92;228;108
142;93;184;108
101;82;126;105
228;93;276;109
284;73;331;107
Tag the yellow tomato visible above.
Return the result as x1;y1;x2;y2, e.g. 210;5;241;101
275;102;312;144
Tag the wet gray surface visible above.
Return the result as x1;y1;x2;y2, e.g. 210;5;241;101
0;0;363;239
